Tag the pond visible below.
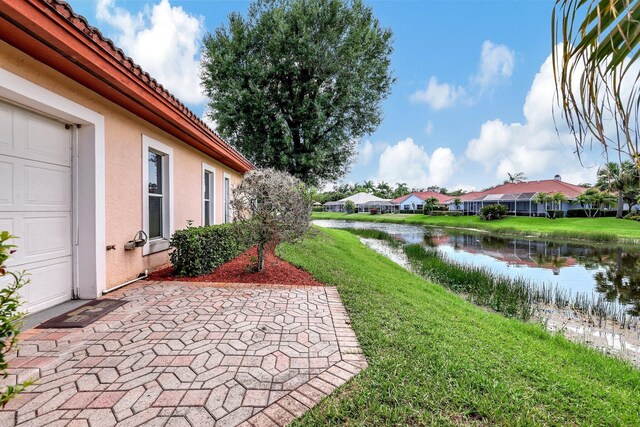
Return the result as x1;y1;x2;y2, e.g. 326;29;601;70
313;220;640;316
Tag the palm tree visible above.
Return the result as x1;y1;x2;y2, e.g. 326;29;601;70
505;172;528;184
533;192;552;217
552;1;640;173
424;197;439;214
453;197;462;211
393;182;409;198
362;180;375;193
375;181;392;199
596;161;636;218
551;192;568;218
575;192;595;217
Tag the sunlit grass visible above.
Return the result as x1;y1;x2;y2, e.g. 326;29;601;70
278;227;640;426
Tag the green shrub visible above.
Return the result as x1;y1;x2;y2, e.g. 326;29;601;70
169;224;247;276
479;204;508;221
344;200;357;214
625;212;640;221
0;231;34;407
312;206;323;212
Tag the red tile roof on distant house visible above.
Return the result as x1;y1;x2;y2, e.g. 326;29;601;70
0;0;253;173
448;179;588;203
392;191;451;205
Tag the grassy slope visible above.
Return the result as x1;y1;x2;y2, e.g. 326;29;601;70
312;212;640;242
278;228;640;426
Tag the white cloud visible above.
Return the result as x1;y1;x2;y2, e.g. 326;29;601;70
201;106;218;131
425;120;434;136
376;137;456;188
357;140;374;166
464;51;601;185
451;184;477;193
96;0;206;105
412;40;514;110
473;41;515;90
410;77;466;110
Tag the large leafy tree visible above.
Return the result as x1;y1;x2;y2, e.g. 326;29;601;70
201;0;394;186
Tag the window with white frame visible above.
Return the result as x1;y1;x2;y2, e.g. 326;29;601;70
143;135;173;255
202;164;216;226
224;173;231;223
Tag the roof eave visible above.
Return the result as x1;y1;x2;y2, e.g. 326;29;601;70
0;0;254;173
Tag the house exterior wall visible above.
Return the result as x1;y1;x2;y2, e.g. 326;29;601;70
0;41;243;289
398;195;426;211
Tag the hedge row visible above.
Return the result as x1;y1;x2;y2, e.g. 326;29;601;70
566;209;628;218
169;223;248;277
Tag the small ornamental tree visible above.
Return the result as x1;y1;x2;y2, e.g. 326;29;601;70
0;231;33;407
344;200;357;214
231;169;312;271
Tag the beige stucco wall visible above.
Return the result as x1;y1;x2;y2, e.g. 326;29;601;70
0;41;243;289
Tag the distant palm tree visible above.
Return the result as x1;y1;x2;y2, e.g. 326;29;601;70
362;180;375;193
453;197;462;211
575;192;595;218
551;192;568;217
424;197;439;214
533;192;552;217
393;182;409;198
505;172;528;184
375;181;393;199
596;161;636;218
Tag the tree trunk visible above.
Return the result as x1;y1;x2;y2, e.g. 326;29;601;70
617;189;624;218
257;242;265;272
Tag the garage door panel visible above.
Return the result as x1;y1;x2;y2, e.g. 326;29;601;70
25;116;71;167
0;104;12;152
24;161;71;209
16;257;73;313
22;214;71;262
0;155;71;212
0;160;13;206
0;212;70;266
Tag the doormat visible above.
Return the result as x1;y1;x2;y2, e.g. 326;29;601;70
35;299;128;329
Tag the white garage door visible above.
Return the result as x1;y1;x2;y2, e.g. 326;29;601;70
0;100;73;314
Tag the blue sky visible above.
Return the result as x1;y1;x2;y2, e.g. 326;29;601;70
68;0;606;191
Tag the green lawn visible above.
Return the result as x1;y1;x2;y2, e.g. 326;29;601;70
278;228;640;426
312;211;640;243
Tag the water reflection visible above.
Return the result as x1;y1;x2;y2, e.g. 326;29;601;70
313;219;640;314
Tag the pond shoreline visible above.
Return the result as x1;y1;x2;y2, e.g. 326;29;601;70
357;234;640;368
312;212;640;245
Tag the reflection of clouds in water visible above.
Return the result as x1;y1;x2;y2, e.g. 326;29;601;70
312;219;640;311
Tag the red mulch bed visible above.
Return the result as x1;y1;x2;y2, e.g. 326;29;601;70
148;246;324;286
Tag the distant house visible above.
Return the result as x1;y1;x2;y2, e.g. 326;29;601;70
323;192;394;213
445;177;588;216
392;191;451;212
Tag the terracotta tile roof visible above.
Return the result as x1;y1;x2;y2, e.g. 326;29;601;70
1;0;253;172
454;180;588;202
392;191;450;205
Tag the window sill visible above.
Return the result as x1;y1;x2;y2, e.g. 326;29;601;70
144;238;170;256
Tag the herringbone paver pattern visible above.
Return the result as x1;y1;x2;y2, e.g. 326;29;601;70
0;282;366;426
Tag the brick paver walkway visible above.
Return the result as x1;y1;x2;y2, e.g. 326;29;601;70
0;282;366;426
